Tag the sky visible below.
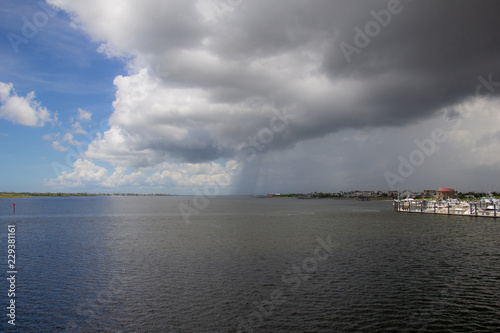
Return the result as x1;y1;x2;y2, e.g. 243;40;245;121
1;0;500;195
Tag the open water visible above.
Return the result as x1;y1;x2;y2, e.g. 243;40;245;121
1;196;499;332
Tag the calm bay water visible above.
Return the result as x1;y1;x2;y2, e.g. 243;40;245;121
1;196;500;332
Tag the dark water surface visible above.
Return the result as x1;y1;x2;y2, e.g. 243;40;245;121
1;196;499;332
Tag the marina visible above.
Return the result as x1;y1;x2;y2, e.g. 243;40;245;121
395;198;500;218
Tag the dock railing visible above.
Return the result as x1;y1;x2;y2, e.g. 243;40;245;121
394;199;499;218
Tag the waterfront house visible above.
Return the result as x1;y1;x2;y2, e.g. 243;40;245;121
388;191;399;198
437;187;455;199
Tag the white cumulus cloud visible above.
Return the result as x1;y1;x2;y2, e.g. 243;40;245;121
47;159;108;188
0;82;57;127
47;158;240;190
44;0;500;192
77;108;92;121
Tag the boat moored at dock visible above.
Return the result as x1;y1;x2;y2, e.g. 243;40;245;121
394;198;500;218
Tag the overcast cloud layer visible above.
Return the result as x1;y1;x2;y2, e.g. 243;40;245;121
45;0;500;193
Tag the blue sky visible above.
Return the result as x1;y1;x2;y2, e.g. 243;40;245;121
2;1;500;194
1;0;124;192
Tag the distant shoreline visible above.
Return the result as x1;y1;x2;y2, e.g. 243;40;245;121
259;196;393;201
0;192;178;199
0;192;394;200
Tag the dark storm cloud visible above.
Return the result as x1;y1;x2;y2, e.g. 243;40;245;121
53;0;500;168
324;0;500;119
177;0;500;155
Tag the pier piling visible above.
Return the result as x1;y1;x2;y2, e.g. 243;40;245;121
395;199;500;218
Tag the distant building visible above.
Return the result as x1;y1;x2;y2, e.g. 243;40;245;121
388;191;398;198
437;187;455;199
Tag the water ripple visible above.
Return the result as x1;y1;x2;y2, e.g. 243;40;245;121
3;197;500;332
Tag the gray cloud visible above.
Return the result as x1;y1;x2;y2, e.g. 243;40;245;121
48;0;500;192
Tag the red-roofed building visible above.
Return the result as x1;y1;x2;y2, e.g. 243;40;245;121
437;187;455;199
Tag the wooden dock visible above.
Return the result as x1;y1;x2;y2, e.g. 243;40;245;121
394;200;500;218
